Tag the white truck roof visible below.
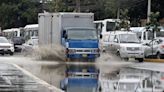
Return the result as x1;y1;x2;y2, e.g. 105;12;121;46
64;27;95;30
24;24;38;29
39;12;94;17
3;28;21;32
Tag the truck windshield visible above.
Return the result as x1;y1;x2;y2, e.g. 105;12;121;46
67;29;98;40
119;34;140;43
118;83;138;92
67;86;97;92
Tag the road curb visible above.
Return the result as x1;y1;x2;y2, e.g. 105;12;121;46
144;59;164;63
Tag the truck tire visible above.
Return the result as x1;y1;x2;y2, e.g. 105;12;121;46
137;58;143;62
10;52;14;56
123;58;129;61
1;53;4;56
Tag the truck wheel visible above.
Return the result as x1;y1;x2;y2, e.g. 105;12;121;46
10;52;14;56
137;58;143;62
1;53;4;56
123;58;129;61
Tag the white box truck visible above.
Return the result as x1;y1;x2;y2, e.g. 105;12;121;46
38;12;100;61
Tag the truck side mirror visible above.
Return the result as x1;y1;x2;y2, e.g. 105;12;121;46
114;39;118;43
63;30;67;39
100;34;103;39
64;34;68;39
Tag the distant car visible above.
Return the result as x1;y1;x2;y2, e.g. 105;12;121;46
0;36;14;55
21;37;38;55
12;37;25;52
144;38;164;59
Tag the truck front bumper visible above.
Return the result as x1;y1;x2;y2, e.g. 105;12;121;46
67;54;100;59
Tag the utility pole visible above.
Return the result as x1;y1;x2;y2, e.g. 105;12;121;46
75;0;80;12
117;8;120;19
117;0;120;19
147;0;151;23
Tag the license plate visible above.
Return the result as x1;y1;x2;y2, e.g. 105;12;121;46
82;54;87;57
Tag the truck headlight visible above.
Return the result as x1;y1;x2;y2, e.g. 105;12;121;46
92;49;100;53
68;49;76;54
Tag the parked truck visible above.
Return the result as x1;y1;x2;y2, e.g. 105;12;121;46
38;12;100;61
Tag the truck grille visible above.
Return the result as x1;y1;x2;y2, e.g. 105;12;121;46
127;47;140;51
68;49;98;54
76;50;92;52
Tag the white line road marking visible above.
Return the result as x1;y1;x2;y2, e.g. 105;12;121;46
12;64;64;92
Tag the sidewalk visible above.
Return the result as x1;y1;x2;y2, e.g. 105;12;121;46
0;63;63;92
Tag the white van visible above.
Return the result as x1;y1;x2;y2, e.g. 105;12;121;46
130;26;164;44
108;31;144;62
94;19;120;51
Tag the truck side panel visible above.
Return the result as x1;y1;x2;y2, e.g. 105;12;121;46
52;14;62;45
39;14;52;46
39;13;95;46
60;13;94;28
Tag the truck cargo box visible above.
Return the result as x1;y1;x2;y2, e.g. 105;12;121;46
38;12;94;46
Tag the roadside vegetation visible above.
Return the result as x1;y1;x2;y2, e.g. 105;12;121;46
0;0;163;29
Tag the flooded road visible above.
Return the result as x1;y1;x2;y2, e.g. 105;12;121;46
20;63;131;89
0;63;61;92
0;53;137;90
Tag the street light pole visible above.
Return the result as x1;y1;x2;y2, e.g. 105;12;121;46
75;0;80;12
147;0;151;23
117;0;120;19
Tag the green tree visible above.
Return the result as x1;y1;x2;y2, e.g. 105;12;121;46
146;12;160;38
0;0;40;29
49;0;117;20
119;9;130;30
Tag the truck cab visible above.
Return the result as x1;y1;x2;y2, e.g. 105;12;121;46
62;27;100;60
